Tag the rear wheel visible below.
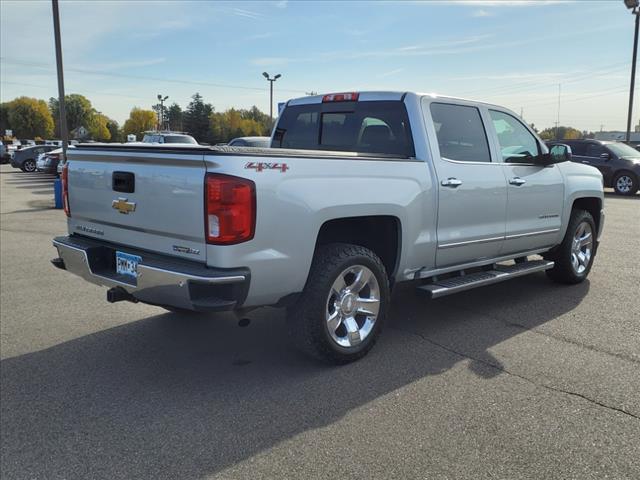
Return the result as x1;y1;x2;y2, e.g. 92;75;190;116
22;159;36;173
544;209;596;284
613;171;638;196
287;243;389;364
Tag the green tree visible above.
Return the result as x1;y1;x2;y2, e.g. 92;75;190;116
106;118;122;142
0;103;10;137
183;93;213;143
49;94;96;137
88;113;111;141
7;97;54;138
123;107;156;140
167;103;183;131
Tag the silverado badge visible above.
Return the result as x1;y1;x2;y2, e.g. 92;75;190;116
112;197;136;214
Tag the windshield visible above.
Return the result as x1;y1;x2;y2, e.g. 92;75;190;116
606;142;640;157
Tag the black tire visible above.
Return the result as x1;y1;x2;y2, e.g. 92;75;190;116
287;243;390;364
21;159;36;173
612;171;638;196
544;209;597;284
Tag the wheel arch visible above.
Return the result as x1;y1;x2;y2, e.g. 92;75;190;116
571;196;602;235
314;215;402;283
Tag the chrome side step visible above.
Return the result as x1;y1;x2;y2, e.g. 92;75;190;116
417;260;554;299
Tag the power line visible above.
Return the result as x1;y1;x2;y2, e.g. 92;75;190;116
0;57;309;95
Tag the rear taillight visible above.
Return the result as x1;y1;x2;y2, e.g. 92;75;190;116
62;163;70;217
322;92;359;103
205;174;255;245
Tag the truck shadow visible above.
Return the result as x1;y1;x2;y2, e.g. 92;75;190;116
0;274;588;479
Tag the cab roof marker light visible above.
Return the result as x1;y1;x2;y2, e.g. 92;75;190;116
322;92;359;103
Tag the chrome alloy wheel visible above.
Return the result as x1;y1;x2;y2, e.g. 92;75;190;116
616;175;634;194
571;221;593;274
326;265;380;348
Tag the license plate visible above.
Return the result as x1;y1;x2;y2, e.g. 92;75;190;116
116;251;142;279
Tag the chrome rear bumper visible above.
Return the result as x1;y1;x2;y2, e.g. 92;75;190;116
52;235;249;312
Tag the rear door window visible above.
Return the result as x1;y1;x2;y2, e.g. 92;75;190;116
272;101;415;157
430;103;491;162
585;143;606;158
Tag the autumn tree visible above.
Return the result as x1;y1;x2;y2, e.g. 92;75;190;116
6;97;54;138
88;113;111;142
123;107;156;140
183;93;213;143
208;106;271;144
539;126;583;141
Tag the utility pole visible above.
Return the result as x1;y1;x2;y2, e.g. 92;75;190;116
52;0;68;157
624;0;640;143
157;94;168;131
262;72;281;120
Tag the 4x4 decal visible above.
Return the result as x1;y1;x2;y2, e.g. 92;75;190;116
245;162;289;173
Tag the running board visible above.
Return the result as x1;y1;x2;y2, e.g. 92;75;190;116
417;260;554;299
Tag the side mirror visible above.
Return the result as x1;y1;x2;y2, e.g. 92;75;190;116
538;144;572;165
600;152;611;161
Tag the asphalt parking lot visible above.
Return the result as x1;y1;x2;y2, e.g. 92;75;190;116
0;164;638;480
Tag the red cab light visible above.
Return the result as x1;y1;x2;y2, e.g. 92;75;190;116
62;163;70;217
322;92;359;103
205;173;256;245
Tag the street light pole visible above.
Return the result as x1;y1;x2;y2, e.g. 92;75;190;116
157;94;168;131
262;72;282;120
52;0;68;157
625;1;640;143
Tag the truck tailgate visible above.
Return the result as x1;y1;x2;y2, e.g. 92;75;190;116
66;147;208;262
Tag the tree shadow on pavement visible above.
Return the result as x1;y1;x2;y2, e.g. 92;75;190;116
0;273;588;480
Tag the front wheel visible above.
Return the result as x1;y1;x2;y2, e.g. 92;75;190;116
613;172;638;196
287;243;390;364
544;209;597;284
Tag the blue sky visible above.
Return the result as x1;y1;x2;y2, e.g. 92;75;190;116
0;0;636;132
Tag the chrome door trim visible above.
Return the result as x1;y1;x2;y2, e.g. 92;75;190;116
504;228;559;240
438;235;504;249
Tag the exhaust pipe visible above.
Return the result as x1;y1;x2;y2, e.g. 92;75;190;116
107;286;136;303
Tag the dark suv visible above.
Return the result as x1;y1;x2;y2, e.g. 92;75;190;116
547;139;640;195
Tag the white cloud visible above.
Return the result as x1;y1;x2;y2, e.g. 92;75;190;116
472;9;493;17
274;0;288;8
378;68;405;78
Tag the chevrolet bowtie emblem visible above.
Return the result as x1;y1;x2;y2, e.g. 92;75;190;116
112;197;136;214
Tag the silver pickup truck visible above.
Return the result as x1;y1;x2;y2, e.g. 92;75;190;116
52;91;604;363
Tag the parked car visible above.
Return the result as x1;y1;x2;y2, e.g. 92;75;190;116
228;136;271;148
547;139;640;195
141;131;198;144
36;148;64;174
10;145;57;172
6;139;22;157
52;91;604;364
0;141;7;164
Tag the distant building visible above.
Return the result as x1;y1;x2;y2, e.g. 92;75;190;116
71;126;89;140
594;131;640;142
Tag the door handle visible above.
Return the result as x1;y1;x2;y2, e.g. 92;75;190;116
581;160;590;164
509;177;526;186
441;177;463;187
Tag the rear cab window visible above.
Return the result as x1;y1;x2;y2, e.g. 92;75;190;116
272;100;415;157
